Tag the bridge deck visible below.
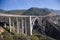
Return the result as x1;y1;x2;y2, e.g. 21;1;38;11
0;13;45;17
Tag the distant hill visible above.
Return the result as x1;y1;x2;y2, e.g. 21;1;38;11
0;9;26;15
0;7;60;15
53;10;60;15
5;10;26;15
23;7;51;16
0;9;6;13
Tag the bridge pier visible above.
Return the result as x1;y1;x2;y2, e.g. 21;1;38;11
16;17;20;34
24;18;27;35
29;16;33;35
9;17;12;32
56;17;58;24
21;18;24;34
12;22;15;32
4;23;7;28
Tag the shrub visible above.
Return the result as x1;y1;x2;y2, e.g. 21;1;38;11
13;33;27;40
2;30;13;40
39;37;48;40
31;35;39;40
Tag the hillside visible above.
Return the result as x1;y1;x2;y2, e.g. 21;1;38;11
0;7;52;15
23;7;51;16
0;7;60;15
53;10;60;15
0;9;6;13
6;10;26;15
0;9;26;15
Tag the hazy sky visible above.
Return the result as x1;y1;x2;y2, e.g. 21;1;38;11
0;0;60;10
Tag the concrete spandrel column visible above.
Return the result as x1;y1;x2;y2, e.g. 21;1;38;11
56;17;58;24
40;17;43;26
29;16;33;35
25;18;27;35
21;18;24;34
38;17;40;25
50;17;52;22
4;23;7;28
16;18;19;34
12;22;15;32
9;17;12;32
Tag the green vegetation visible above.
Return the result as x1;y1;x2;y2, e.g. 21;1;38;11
23;7;51;16
6;10;26;15
0;30;49;40
31;35;39;40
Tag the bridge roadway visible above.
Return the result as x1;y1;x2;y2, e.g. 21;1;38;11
0;13;46;17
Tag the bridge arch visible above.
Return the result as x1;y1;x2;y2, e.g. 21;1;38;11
30;16;44;35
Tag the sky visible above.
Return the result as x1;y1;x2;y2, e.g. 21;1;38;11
0;0;60;10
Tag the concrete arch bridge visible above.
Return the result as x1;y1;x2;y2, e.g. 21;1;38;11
0;13;60;38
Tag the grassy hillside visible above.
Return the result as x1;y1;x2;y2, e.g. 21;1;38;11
23;7;51;16
0;7;52;16
6;10;26;15
0;9;26;15
0;7;60;15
